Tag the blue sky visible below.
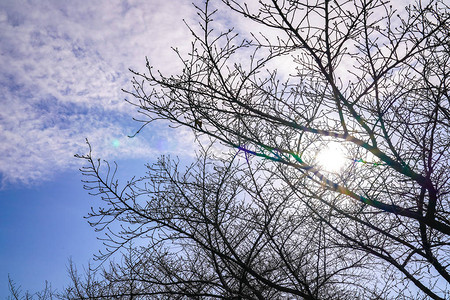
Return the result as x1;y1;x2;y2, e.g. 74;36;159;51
0;0;200;296
0;0;420;297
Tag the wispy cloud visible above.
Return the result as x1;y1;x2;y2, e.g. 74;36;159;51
0;0;198;187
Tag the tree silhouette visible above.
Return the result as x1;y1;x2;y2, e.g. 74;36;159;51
15;0;448;299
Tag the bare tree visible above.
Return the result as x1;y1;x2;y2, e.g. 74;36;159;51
70;0;449;299
8;276;56;300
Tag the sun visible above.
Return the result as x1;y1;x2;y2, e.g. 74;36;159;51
316;141;346;172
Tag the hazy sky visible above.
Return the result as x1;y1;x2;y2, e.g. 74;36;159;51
0;0;202;296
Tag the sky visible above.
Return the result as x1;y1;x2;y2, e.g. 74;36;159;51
0;0;202;297
0;0;420;297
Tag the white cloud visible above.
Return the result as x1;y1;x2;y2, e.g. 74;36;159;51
0;0;200;187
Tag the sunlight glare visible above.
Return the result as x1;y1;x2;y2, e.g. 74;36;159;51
316;141;346;172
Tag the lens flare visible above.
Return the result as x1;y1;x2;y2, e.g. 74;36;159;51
112;139;120;148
